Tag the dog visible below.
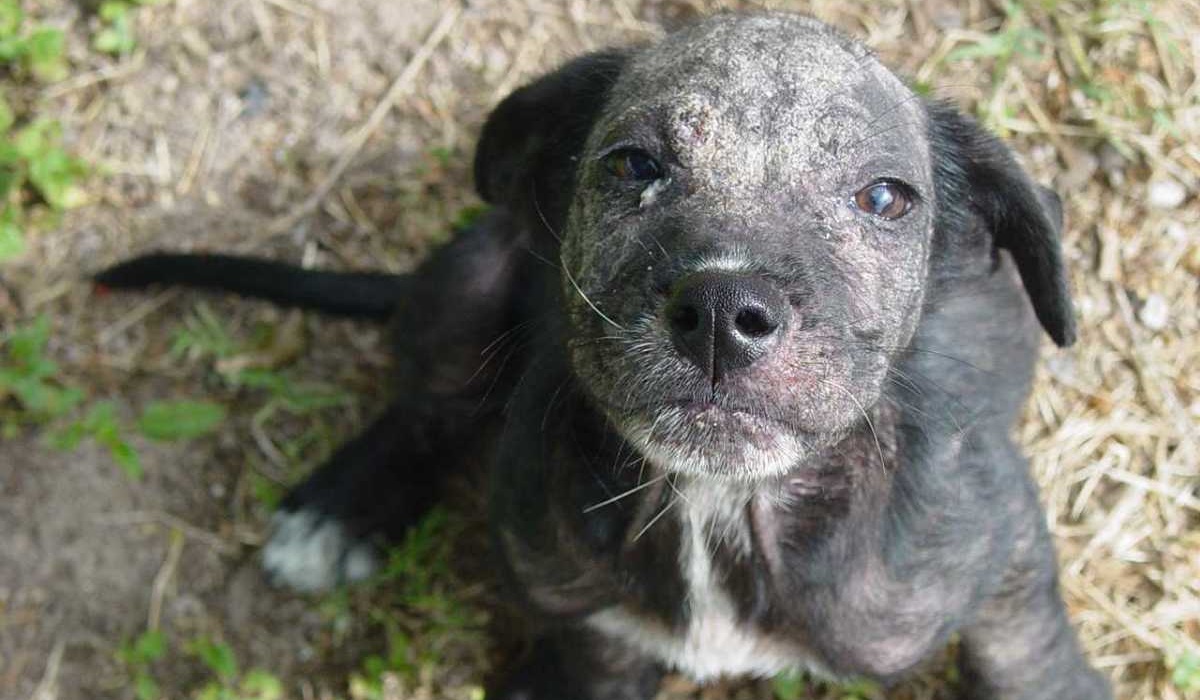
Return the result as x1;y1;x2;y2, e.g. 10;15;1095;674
97;12;1111;700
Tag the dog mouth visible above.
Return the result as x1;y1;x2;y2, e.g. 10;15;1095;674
661;398;785;433
568;315;878;479
606;396;811;479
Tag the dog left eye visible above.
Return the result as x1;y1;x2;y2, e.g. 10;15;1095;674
853;181;913;220
604;149;663;181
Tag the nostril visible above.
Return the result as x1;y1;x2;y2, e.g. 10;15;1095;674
669;304;701;333
735;307;777;338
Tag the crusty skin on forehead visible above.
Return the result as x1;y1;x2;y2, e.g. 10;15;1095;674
604;14;927;183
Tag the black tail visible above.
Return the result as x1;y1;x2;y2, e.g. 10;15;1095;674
95;253;408;320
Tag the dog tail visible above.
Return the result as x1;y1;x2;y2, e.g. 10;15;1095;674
94;252;407;320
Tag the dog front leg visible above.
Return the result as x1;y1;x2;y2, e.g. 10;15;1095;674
958;532;1111;700
262;214;530;592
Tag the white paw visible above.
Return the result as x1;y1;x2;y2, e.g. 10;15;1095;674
261;509;380;593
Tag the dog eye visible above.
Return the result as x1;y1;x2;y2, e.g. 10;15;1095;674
604;148;663;181
853;181;913;220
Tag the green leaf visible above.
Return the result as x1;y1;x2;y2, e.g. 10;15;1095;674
170;305;238;360
231;368;286;392
13;121;49;159
25;28;67;83
0;91;13;134
48;401;143;477
0;0;22;40
1172;651;1200;691
772;671;805;700
188;638;238;681
134;630;167;662
94;3;136;55
838;678;882;699
48;420;86;450
6;314;50;364
28;146;86;210
81;399;118;431
249;473;283;510
134;674;160;700
34;384;84;419
107;439;143;479
429;145;452;166
93;25;134;55
240;670;283;700
452;203;489;231
137;400;226;440
99;1;131;22
0;35;23;62
0;210;23;262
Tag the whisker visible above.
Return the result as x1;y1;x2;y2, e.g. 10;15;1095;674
541;377;572;432
562;259;625;331
524;246;562;270
633;495;677;542
666;473;691;506
473;339;527;413
814;376;888;471
466;321;533;386
583;473;668;513
531;182;562;244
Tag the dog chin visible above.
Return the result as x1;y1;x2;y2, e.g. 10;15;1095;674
615;404;811;481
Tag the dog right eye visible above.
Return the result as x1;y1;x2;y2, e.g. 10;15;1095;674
603;148;663;181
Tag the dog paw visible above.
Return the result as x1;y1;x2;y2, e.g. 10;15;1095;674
261;509;379;593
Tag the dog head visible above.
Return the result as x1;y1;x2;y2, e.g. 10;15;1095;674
476;13;1074;480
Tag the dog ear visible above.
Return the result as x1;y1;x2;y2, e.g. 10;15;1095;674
926;101;1077;347
474;49;630;237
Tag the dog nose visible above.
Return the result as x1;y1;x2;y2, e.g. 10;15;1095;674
665;272;788;380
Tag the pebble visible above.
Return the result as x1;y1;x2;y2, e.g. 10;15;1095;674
1138;294;1169;331
1148;178;1187;210
1097;143;1126;185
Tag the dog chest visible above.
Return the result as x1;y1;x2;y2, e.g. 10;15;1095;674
587;480;828;681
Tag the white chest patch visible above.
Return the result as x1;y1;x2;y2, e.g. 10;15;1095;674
587;480;828;681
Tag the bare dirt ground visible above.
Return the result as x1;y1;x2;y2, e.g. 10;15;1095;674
1;1;1197;699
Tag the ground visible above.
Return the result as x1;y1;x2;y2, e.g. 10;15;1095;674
0;0;1197;699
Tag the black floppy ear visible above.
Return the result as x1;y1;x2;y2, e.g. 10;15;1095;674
926;101;1076;347
473;50;631;236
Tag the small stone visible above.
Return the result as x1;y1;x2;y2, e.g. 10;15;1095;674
1059;148;1098;191
1138;294;1169;331
1097;143;1126;185
1185;244;1200;275
1148;178;1187;210
932;4;964;29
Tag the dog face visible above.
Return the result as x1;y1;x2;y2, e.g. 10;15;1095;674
562;16;935;479
475;12;1075;481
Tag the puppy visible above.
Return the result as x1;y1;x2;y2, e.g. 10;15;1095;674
97;12;1111;700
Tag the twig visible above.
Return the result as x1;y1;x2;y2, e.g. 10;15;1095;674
97;289;181;345
28;639;64;700
148;529;185;630
259;0;317;18
96;510;241;554
42;54;146;99
267;5;462;236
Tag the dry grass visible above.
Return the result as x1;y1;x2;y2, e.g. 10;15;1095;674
0;0;1196;699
